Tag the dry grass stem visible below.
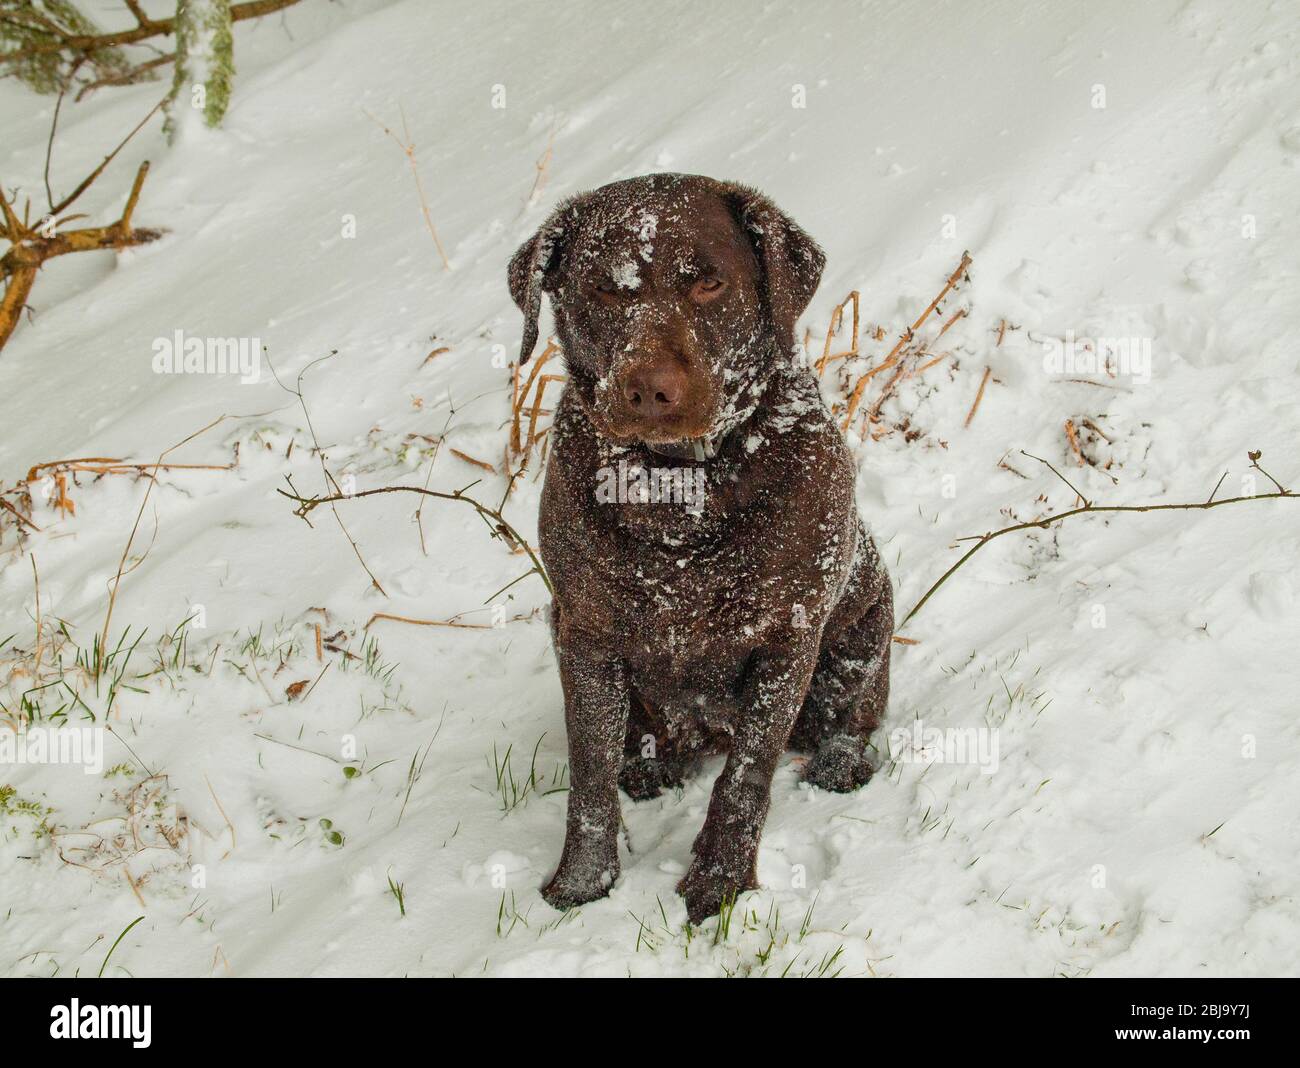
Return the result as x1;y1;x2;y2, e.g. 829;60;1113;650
964;366;992;428
365;107;452;271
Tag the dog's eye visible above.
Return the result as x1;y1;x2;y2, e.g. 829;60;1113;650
594;280;627;304
691;277;727;303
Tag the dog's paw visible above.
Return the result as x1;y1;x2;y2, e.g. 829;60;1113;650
676;856;756;925
541;863;616;911
541;842;618;911
618;756;682;801
802;734;874;793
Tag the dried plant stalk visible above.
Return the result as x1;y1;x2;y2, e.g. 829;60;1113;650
841;252;971;430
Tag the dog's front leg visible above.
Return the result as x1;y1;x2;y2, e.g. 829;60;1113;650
678;641;819;924
541;640;630;910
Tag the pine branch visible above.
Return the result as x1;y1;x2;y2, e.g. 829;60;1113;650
2;0;302;63
0;92;165;354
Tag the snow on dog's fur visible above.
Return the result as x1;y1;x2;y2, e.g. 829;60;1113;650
510;174;892;922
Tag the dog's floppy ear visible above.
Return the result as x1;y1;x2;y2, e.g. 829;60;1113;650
508;197;582;365
721;183;826;357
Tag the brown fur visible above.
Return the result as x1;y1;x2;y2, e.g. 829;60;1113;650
509;173;892;923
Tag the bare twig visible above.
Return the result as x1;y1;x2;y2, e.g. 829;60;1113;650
449;448;495;473
814;291;860;374
278;483;552;596
1063;418;1086;467
1248;450;1288;495
1021;449;1090;506
204;774;236;853
415;412;451;555
0;496;40;531
75;53;173;101
43;58;84;211
842;252;971;430
365;107;452;270
964;366;992;429
2;98;165;355
1;0;303;64
1206;471;1228;504
31;553;42;675
49;95;166;217
269;352;388;597
99;414;232;669
365;613;492;631
899;453;1296;629
522;121;560;211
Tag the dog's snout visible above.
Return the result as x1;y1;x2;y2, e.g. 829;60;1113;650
621;363;687;418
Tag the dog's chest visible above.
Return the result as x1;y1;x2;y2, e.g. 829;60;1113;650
596;528;792;701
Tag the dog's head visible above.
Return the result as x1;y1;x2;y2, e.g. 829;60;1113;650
508;173;824;449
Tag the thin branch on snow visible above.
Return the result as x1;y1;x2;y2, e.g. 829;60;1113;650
898;450;1296;630
269;351;389;597
1;0;303;65
278;482;553;597
98;414;236;674
364;106;453;271
1;95;166;355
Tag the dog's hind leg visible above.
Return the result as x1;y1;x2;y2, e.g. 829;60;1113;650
794;575;893;793
619;692;686;801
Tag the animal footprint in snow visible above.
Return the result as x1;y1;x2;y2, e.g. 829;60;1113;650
1247;570;1293;620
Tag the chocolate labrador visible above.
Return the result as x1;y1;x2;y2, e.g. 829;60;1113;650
508;173;892;923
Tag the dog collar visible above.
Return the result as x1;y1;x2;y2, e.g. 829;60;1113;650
645;432;725;462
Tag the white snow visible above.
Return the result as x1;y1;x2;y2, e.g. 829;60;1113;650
1;0;1298;977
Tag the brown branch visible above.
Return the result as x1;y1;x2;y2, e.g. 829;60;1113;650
43;58;84;210
1063;418;1085;467
2;98;165;356
25;456;122;481
842;252;971;430
1248;450;1288;495
123;1;158;29
0;496;40;531
899;455;1296;629
365;613;492;631
364;106;452;271
522;121;560;211
278;483;553;596
1;161;161;354
75;53;173;101
814;290;860;375
0;264;37;351
49;95;164;217
43;460;234;478
449;448;496;474
270;351;388;597
963;366;992;428
99;415;234;671
1020;449;1090;506
1;0;303;63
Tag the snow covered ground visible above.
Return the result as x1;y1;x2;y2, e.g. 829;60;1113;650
1;0;1298;977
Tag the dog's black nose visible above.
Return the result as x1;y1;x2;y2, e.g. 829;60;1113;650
622;363;686;418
